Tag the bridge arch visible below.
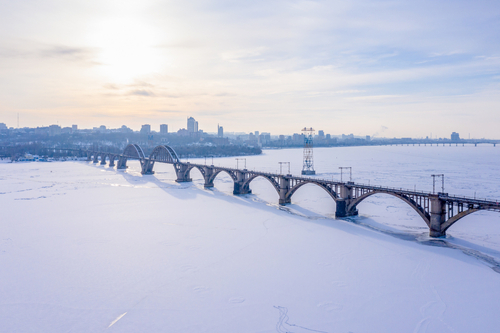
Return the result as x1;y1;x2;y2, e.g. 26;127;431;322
148;145;179;163
347;191;431;227
242;174;280;196
210;169;238;183
185;164;206;179
117;144;147;170
440;208;480;233
123;144;146;159
286;181;338;203
143;144;181;174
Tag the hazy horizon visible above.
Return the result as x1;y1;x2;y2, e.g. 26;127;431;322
1;1;499;138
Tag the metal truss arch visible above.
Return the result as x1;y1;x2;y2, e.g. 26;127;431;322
441;208;480;233
122;144;146;159
187;164;206;178
209;169;238;183
348;191;431;227
149;145;180;163
242;174;280;196
287;181;338;203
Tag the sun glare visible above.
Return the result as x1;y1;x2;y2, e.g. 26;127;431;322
89;18;165;83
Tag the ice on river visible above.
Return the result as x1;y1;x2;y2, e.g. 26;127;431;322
1;145;500;332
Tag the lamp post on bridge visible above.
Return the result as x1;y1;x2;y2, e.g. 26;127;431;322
431;174;445;194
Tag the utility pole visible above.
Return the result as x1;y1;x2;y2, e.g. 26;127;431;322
279;162;290;175
339;167;352;182
431;174;444;194
236;158;246;170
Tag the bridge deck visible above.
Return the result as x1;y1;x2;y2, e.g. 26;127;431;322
67;149;500;210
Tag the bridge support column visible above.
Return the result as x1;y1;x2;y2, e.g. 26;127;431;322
116;157;127;169
279;176;291;205
175;163;192;182
203;167;215;188
335;184;358;218
429;196;446;237
233;171;251;195
335;199;348;217
141;159;155;175
109;156;116;167
93;154;99;164
100;154;107;165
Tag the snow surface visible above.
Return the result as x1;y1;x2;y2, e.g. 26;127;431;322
1;145;500;332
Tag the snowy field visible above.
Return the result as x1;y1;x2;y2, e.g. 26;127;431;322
1;145;500;332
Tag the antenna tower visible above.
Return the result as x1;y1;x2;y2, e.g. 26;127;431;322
301;127;316;175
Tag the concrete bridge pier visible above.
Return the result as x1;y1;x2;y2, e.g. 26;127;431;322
100;153;107;165
279;176;291;205
233;170;251;195
175;163;192;182
429;196;446;237
335;183;358;218
141;159;155;175
92;154;99;164
203;167;215;188
335;199;348;217
108;155;116;167
116;157;127;169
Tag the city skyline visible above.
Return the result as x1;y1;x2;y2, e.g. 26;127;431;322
1;1;499;138
1;119;480;141
0;118;486;141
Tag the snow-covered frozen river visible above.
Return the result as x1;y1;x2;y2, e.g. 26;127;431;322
1;144;500;332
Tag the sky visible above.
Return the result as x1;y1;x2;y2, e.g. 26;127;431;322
0;0;499;138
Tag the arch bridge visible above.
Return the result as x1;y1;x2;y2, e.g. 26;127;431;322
68;144;500;238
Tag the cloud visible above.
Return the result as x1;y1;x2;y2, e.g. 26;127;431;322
127;80;155;88
154;40;203;49
1;0;499;137
153;109;182;113
214;92;237;97
220;47;266;62
0;41;97;65
39;45;97;64
128;90;155;97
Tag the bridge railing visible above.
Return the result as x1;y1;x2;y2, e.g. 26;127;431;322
440;193;500;206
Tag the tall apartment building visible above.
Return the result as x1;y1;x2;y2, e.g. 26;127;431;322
141;124;151;134
187;117;198;133
160;124;168;134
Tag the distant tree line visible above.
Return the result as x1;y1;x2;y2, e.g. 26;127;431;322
171;145;262;158
0;142;262;160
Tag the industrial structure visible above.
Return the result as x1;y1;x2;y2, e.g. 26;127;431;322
301;127;315;175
